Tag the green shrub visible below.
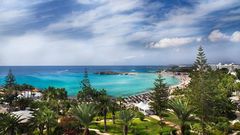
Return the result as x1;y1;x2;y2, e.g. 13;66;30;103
215;117;231;133
232;122;240;130
13;98;33;110
136;112;145;121
190;123;202;134
171;88;185;95
160;127;174;135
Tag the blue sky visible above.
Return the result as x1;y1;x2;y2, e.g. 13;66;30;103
0;0;239;65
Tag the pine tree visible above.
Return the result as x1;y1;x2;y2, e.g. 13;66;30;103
193;46;209;72
81;69;91;90
78;69;98;102
188;46;237;134
188;46;210;134
5;69;16;89
150;74;169;126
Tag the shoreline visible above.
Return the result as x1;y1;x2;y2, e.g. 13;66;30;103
67;71;190;99
124;71;190;97
121;71;191;106
160;71;191;93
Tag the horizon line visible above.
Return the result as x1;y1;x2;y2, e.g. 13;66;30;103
0;63;239;67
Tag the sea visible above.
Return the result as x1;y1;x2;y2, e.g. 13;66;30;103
0;66;180;97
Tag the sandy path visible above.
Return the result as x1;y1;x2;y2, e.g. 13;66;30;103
150;115;181;134
89;128;110;135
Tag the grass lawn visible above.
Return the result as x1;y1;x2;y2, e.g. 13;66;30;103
90;117;175;135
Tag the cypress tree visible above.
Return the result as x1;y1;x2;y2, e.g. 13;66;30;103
5;69;16;89
150;74;169;126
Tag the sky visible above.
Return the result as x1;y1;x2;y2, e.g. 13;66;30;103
0;0;239;66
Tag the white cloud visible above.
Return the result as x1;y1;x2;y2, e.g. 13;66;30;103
0;32;148;65
123;55;137;60
47;0;142;31
46;0;240;46
0;0;52;30
148;37;201;48
0;9;30;24
0;0;240;65
231;31;240;42
208;30;229;42
147;0;240;41
46;0;240;50
208;30;240;42
221;15;240;22
76;0;105;5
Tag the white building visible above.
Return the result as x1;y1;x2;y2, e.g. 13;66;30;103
134;102;152;115
211;63;240;72
17;90;42;99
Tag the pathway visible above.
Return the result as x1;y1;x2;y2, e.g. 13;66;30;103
150;115;181;134
89;128;110;135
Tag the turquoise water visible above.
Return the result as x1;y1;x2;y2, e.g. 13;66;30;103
0;66;180;97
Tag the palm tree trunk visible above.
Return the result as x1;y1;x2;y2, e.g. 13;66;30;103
83;127;90;135
112;111;115;124
9;129;15;135
201;116;206;135
158;114;164;128
123;125;128;135
180;124;185;135
104;109;107;132
39;125;44;135
47;124;50;135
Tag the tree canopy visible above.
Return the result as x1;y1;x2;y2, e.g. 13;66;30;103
42;86;67;101
5;69;17;89
187;46;236;134
236;69;240;80
150;74;169;119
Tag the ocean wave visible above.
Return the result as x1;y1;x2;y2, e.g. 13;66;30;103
55;69;69;74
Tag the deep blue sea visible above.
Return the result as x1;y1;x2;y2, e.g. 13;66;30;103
0;66;180;97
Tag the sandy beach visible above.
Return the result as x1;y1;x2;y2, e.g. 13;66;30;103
160;71;191;93
122;71;191;107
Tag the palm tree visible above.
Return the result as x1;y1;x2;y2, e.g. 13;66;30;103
109;99;119;124
31;107;57;135
42;89;53;102
42;87;67;101
30;110;44;135
0;113;24;135
71;103;98;135
98;95;111;132
118;110;135;135
168;99;195;135
116;96;124;108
